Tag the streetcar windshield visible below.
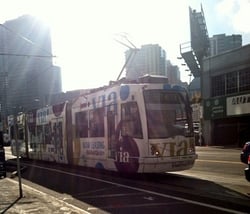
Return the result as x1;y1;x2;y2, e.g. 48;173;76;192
144;90;189;139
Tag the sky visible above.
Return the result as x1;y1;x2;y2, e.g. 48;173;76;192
0;0;250;92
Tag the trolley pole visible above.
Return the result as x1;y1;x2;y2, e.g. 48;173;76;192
14;115;23;198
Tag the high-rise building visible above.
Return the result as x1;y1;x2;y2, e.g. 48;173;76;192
209;34;242;56
166;60;181;84
125;44;166;80
0;15;62;118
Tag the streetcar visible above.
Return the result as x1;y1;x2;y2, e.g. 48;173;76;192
10;75;197;173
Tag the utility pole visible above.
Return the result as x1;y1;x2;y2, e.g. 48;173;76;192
0;111;7;179
14;114;23;198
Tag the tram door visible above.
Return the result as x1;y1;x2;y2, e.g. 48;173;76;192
107;111;116;159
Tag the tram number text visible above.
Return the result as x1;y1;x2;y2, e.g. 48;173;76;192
115;147;130;163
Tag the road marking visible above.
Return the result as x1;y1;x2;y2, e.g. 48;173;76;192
144;196;154;201
89;201;186;210
196;159;243;165
20;162;247;214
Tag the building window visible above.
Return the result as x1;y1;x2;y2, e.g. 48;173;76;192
211;67;250;97
226;71;238;94
75;111;88;138
121;102;142;138
211;75;225;97
239;68;250;92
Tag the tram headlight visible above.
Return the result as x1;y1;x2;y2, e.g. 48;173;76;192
154;151;160;156
151;145;161;157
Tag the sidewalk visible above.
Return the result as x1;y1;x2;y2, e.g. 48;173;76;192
0;178;90;214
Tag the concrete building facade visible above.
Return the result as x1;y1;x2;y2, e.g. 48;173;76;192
202;44;250;147
209;34;242;56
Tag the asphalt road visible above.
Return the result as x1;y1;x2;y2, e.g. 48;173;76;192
4;146;250;213
172;146;250;196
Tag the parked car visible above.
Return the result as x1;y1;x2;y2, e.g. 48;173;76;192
240;142;250;182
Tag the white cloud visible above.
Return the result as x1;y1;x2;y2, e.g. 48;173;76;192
232;1;250;33
216;0;250;33
216;0;237;15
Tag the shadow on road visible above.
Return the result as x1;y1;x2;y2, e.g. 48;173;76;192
0;196;22;214
5;159;250;213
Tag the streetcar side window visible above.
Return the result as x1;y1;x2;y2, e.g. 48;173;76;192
52;121;63;149
10;125;15;139
89;107;104;137
121;102;142;138
44;123;52;144
29;125;36;149
18;128;24;140
75;111;88;138
37;126;44;144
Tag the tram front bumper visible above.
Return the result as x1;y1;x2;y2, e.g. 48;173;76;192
139;154;197;173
